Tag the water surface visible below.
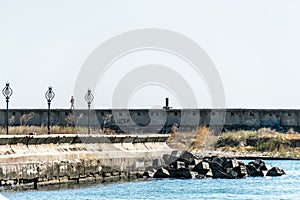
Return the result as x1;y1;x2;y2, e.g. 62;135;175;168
3;160;300;200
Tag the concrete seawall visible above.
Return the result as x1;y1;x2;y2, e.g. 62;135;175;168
0;134;172;190
2;108;300;133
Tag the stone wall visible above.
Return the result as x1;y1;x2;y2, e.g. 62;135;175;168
1;108;300;133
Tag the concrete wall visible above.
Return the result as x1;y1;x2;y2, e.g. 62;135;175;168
1;108;300;132
0;134;172;190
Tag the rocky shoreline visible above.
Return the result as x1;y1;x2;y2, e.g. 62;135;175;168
0;151;288;191
144;150;286;179
0;134;292;191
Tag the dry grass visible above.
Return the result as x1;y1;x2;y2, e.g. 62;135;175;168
0;126;104;135
215;128;300;157
219;128;300;143
167;126;300;158
167;126;217;151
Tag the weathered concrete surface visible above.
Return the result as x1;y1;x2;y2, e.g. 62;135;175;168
0;134;172;190
2;108;300;133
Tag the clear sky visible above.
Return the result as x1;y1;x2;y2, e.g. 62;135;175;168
1;1;300;109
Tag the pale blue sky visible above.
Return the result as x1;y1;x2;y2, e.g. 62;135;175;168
1;1;300;109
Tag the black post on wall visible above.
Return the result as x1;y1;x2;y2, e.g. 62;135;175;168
84;88;94;135
2;82;13;135
163;97;171;110
45;86;55;134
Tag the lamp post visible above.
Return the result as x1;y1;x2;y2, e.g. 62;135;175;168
2;83;13;135
84;89;94;135
45;86;55;134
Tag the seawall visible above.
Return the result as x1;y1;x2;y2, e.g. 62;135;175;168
0;134;172;190
1;108;300;132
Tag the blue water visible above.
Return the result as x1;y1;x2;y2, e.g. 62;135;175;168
2;160;300;200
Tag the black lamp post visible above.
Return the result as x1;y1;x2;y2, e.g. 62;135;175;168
84;89;94;135
2;83;13;135
45;86;55;134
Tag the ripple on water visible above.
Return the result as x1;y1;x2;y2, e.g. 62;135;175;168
2;160;300;200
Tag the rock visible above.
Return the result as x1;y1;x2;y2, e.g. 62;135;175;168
266;167;286;176
178;151;195;165
206;169;213;177
170;161;186;169
188;165;195;170
259;164;272;172
136;172;144;178
145;166;159;172
238;161;246;167
162;154;179;165
210;156;224;172
224;158;239;169
103;172;111;177
227;169;239;179
146;154;285;180
193;158;201;166
213;170;228;179
143;170;156;178
249;159;265;169
153;167;170;178
233;165;248;178
192;161;211;175
247;159;272;176
246;164;261;177
174;168;193;179
195;173;206;179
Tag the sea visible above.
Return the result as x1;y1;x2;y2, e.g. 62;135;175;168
2;160;300;200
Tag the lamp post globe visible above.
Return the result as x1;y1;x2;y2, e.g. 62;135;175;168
45;86;55;134
84;89;94;135
2;82;13;135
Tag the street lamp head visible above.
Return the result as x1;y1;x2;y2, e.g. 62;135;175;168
2;82;13;99
84;88;94;105
45;86;55;102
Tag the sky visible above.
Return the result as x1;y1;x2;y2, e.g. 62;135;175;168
1;0;300;109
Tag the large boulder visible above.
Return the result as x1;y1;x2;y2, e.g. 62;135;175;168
227;169;239;179
210;156;225;172
192;161;211;176
233;165;248;178
153;167;170;178
178;151;196;165
162;150;181;164
249;159;265;169
174;168;193;179
224;158;239;169
246;164;261;177
248;159;271;176
170;161;186;169
266;167;286;176
213;170;228;179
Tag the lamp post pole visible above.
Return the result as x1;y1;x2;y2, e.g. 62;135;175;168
84;89;94;135
2;83;13;135
47;100;50;134
45;86;55;134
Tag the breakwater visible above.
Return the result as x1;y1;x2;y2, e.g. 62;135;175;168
1;108;300;133
0;134;172;190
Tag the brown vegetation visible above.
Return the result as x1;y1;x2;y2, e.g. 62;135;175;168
167;126;217;151
0;126;103;135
